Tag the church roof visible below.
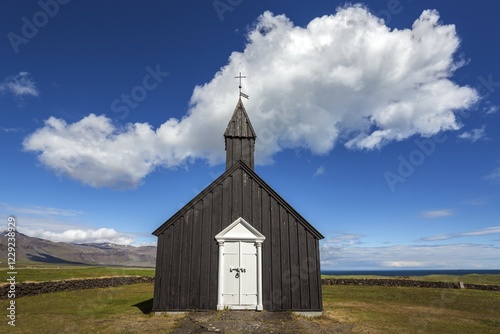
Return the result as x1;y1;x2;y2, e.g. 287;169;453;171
152;160;324;240
224;98;256;139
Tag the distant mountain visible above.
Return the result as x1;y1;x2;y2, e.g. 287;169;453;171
0;232;156;267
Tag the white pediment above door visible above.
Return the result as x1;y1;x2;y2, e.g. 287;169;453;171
215;217;265;242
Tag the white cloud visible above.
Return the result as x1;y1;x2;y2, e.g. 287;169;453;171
485;167;500;184
1;203;137;245
23;115;161;188
461;198;489;206
2;127;23;133
2;203;83;217
321;243;500;270
485;105;498;114
420;209;455;219
0;72;39;98
19;227;134;245
323;233;364;249
457;126;487;142
420;226;500;241
24;6;479;188
313;165;325;177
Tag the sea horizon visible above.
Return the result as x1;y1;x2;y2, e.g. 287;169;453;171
321;269;500;276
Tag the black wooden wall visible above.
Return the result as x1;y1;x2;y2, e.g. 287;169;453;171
152;162;323;311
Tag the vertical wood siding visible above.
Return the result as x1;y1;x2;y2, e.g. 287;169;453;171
153;166;323;311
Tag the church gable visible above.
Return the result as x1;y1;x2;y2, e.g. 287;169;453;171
152;160;323;240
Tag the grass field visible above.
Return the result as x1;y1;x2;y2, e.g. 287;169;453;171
1;276;499;333
320;285;500;333
1;265;155;283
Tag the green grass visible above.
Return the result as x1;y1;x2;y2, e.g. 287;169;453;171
321;285;500;333
0;265;155;283
0;283;182;334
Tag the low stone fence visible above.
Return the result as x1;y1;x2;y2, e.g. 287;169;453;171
2;276;498;300
0;276;154;299
321;278;500;291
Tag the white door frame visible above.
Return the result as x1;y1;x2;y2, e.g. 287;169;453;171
215;217;265;311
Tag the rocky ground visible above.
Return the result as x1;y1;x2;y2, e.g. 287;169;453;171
170;310;355;334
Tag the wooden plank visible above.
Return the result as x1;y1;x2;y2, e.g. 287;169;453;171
270;198;282;310
189;201;203;308
209;185;222;308
315;240;323;311
307;232;320;310
221;175;232;230
169;219;183;309
232;168;241;221
233;138;242;166
242;171;252;221
298;226;310;309
179;211;193;309
261;190;272;310
225;139;233;170
280;206;291;310
251;181;262;232
200;193;212;309
288;218;301;310
241;138;251;167
152;233;164;310
161;228;174;310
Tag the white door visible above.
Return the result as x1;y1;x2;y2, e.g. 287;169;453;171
215;217;265;311
222;241;257;309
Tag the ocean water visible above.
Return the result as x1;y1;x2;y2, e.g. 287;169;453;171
321;269;500;276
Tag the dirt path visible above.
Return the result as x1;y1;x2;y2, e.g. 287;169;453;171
171;310;355;334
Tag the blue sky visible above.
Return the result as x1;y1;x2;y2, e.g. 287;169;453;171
1;0;499;270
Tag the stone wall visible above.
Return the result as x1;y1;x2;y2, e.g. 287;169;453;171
2;276;498;300
321;278;500;291
0;276;154;299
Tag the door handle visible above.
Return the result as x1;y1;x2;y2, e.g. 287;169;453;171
230;267;246;273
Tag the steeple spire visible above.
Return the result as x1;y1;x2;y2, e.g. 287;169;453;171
224;96;256;170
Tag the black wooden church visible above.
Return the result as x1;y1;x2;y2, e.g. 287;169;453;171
152;88;324;313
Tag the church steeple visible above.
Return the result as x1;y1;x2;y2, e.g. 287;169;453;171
224;97;256;170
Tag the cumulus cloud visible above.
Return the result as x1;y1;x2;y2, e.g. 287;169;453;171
20;227;134;245
1;203;137;245
321;243;500;270
420;209;455;219
457;126;487;142
24;6;479;188
0;72;39;98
